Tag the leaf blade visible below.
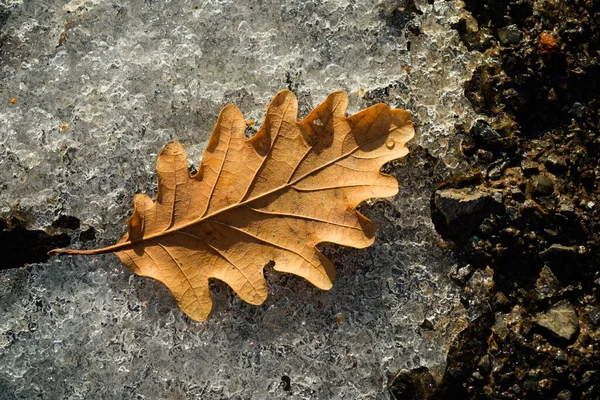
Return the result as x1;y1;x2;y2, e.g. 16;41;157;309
52;90;414;321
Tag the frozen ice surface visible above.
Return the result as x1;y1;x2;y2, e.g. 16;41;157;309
0;0;480;398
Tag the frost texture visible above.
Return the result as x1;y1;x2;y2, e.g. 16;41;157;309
0;1;479;398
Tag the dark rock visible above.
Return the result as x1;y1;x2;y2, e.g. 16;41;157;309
554;349;568;363
498;24;522;45
535;266;562;299
490;190;503;206
520;159;540;175
580;169;596;192
523;379;538;392
487;164;503;180
539;244;580;261
505;205;520;220
388;367;437;400
581;306;600;337
499;226;520;241
464;267;495;316
581;370;597;386
477;355;491;374
508;187;525;202
436;312;494;397
539;244;582;282
448;263;474;285
478;218;495;235
509;383;522;394
492;291;510;310
453;13;494;51
556;198;577;222
475;149;494;162
433;187;494;240
557;389;572;400
471;120;501;151
570;102;586;117
535;299;579;343
537;378;554;395
582;385;600;400
545;154;567;175
527;173;554;197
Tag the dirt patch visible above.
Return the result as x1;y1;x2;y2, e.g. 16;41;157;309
391;1;600;399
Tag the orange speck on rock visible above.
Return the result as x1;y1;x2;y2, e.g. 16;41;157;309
538;32;558;55
245;119;255;127
61;124;68;131
9;97;17;104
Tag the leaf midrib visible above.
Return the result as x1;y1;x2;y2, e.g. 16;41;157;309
69;117;394;256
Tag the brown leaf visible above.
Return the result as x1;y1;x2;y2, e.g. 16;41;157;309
51;90;414;321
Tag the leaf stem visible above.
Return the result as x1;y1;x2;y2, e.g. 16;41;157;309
48;245;123;256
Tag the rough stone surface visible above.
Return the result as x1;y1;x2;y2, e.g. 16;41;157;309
428;1;600;398
539;244;580;260
497;24;522;45
535;266;561;299
0;1;480;399
434;187;490;224
535;300;580;343
432;186;494;240
388;366;436;400
526;173;554;197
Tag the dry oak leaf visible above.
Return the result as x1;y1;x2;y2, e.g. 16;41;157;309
51;90;414;321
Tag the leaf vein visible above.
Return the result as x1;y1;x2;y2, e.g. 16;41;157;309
209;219;329;280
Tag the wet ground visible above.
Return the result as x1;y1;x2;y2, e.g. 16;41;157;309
392;1;600;398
